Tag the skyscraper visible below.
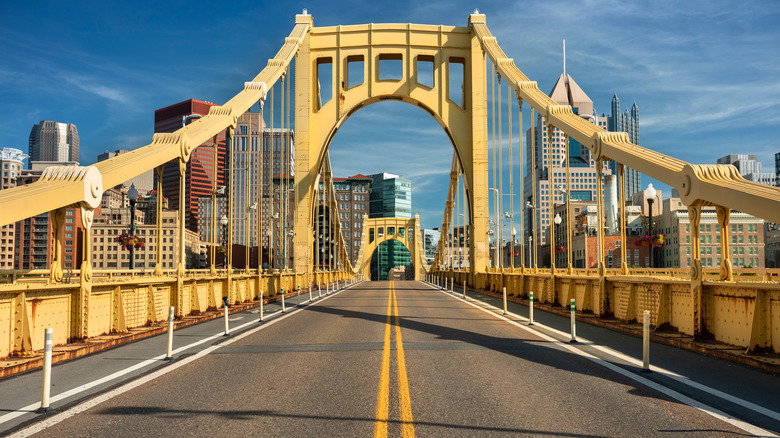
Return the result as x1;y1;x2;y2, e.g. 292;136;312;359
607;94;641;199
775;152;780;187
28;120;79;165
524;73;610;249
0;148;28;269
154;99;227;233
717;154;776;186
369;173;412;280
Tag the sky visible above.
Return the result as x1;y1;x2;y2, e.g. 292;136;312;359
2;0;779;231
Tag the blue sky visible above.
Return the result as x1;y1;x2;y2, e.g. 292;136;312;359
2;1;779;230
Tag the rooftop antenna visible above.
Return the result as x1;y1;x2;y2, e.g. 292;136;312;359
563;39;567;81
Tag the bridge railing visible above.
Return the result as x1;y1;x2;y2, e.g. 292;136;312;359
432;268;780;354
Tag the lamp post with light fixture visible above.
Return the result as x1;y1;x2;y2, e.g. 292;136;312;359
554;213;562;271
644;183;656;269
220;215;229;268
127;184;138;270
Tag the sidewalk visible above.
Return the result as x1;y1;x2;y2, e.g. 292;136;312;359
0;287;316;380
460;282;780;376
0;283;350;436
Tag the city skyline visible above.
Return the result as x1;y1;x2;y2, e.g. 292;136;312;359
2;1;779;230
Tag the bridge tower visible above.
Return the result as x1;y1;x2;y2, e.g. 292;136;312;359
293;14;491;281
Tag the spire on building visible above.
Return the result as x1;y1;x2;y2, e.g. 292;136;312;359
550;42;594;116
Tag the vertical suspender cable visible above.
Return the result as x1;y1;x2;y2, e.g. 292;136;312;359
530;108;537;271
491;61;497;268
497;73;503;269
462;168;466;270
269;84;275;270
565;134;572;272
517;96;524;270
286;64;292;271
547;118;554;271
280;71;286;269
507;84;514;270
246;108;252;272
619;163;627;273
258;99;264;278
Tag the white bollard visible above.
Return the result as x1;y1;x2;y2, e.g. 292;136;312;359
318;281;322;298
327;280;330;295
529;291;534;325
502;287;507;315
309;282;312;302
569;298;577;343
297;285;301;306
165;306;175;360
38;327;53;413
260;289;264;322
643;310;651;372
463;281;467;299
223;301;230;336
450;277;453;292
281;287;286;313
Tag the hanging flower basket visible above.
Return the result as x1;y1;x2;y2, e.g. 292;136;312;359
115;232;145;251
217;246;227;254
554;244;566;254
634;234;665;248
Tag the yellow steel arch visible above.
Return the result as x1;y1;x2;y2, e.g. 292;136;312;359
294;17;490;279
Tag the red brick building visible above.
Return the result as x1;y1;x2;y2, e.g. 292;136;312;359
154;99;227;232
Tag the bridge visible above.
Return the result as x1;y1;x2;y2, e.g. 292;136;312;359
0;11;779;436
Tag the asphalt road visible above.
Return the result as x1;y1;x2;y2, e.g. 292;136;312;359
4;280;779;437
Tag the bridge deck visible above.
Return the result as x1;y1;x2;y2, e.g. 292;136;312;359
2;281;778;436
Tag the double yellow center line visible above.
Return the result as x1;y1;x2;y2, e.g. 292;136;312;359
374;280;415;438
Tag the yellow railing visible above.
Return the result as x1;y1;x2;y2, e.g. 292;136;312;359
432;269;780;354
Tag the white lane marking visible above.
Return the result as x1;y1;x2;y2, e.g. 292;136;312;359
3;284;360;432
434;283;780;424
426;282;778;438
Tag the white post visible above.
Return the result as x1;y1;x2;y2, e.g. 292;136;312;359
643;310;651;372
297;285;301;306
309;282;312;302
529;291;534;325
223;301;230;336
281;287;286;313
260;289;264;322
318;281;322;298
39;327;53;412
502;287;507;315
463;281;467;299
165;306;174;359
570;298;577;343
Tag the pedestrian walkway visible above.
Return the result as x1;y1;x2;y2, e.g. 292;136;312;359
0;282;353;436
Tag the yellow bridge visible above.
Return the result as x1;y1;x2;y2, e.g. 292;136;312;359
0;12;779;360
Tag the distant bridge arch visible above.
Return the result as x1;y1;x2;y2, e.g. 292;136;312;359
353;216;425;281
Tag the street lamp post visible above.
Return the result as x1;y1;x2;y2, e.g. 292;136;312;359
554;213;562;270
644;183;656;269
220;215;229;268
127;184;138;270
525;200;535;270
489;188;500;270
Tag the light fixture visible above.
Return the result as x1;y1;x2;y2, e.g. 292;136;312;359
554;213;562;225
220;215;229;226
644;183;656;200
127;184;138;202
